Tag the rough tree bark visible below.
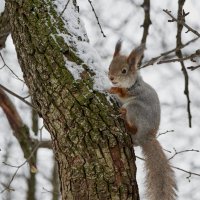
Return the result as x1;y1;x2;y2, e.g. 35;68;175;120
5;0;139;199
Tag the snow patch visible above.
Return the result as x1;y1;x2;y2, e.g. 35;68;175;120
64;59;84;80
76;41;111;90
0;0;5;14
53;0;111;91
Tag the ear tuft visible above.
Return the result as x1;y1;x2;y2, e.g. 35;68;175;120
127;43;145;67
113;40;122;57
134;43;146;55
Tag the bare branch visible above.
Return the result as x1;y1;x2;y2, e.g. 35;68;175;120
157;130;174;138
169;148;200;160
140;0;151;44
163;9;200;38
158;49;200;64
0;88;36;169
1;142;40;193
0;53;24;82
0;124;48;193
33;139;52;149
139;0;151;65
0;88;52;193
42;187;60;196
175;0;192;128
140;37;199;68
1;165;20;193
87;0;106;37
187;64;200;71
0;83;36;109
60;0;70;16
172;166;200;180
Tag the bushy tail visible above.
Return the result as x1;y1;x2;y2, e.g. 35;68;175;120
141;139;177;200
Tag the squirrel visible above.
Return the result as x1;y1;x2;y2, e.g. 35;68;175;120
108;40;177;200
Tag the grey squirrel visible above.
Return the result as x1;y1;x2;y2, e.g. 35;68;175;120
108;41;177;200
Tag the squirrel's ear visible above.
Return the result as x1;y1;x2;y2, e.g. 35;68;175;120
127;43;145;68
113;40;122;57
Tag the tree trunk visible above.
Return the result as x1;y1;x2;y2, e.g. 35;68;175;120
5;0;139;199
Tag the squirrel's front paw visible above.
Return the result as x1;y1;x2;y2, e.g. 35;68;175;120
119;107;127;119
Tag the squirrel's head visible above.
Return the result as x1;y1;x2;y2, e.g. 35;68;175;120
108;41;145;88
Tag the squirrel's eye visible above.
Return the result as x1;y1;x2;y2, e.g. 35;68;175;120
121;68;127;74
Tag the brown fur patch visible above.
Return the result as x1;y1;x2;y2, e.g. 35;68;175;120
119;107;127;120
125;122;138;135
149;129;157;137
109;87;129;98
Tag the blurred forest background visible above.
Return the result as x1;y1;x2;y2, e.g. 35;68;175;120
0;0;200;199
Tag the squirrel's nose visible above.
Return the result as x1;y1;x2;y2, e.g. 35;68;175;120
109;76;114;81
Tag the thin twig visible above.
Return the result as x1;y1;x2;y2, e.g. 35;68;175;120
187;64;200;71
157;130;174;138
87;0;106;37
60;0;70;16
172;166;200;178
42;187;60;196
158;49;200;64
163;9;200;37
0;53;24;83
169;148;199;160
0;83;36;110
136;155;145;161
1;142;41;193
140;37;199;69
0;126;46;193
